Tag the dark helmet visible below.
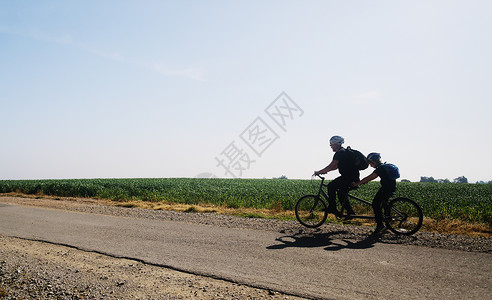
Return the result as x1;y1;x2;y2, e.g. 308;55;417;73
367;152;381;163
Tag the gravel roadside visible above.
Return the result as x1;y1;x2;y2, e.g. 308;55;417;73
0;196;490;299
0;236;305;299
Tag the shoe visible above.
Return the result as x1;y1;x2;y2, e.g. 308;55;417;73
371;225;388;236
324;206;341;218
339;208;355;220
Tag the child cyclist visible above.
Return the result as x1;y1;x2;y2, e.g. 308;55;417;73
352;153;399;236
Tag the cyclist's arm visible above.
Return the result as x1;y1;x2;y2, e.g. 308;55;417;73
314;160;338;175
353;172;378;186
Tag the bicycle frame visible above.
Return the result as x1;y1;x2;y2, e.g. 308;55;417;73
316;175;376;220
346;194;377;219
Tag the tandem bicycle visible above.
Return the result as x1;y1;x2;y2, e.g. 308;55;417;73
295;175;423;235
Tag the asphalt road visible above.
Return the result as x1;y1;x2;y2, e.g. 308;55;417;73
0;203;490;299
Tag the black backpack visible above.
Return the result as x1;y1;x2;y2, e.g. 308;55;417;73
346;146;369;170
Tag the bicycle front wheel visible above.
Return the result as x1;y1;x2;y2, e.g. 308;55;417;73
295;195;328;228
385;197;423;235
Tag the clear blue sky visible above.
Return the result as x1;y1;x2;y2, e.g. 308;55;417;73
1;0;491;182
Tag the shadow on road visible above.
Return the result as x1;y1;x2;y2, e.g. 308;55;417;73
266;229;378;251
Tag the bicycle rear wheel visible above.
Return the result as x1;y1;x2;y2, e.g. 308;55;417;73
385;197;423;235
295;195;328;228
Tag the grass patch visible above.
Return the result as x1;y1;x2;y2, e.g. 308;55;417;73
183;206;199;213
117;202;140;208
421;217;492;237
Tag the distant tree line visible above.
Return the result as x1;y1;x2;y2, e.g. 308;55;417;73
419;176;492;184
476;180;492;184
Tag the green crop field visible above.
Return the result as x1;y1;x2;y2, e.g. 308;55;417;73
0;178;491;226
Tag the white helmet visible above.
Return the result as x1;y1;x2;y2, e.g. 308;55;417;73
330;135;344;145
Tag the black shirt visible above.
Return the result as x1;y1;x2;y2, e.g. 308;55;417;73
333;148;359;179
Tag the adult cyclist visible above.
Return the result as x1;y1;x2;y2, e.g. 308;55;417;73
314;136;359;217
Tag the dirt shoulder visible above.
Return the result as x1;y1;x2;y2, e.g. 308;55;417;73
0;236;305;299
0;195;491;299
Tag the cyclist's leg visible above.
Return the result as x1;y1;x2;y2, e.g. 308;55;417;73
337;190;353;214
372;189;387;228
382;193;393;217
372;188;393;228
337;176;357;214
326;177;342;209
